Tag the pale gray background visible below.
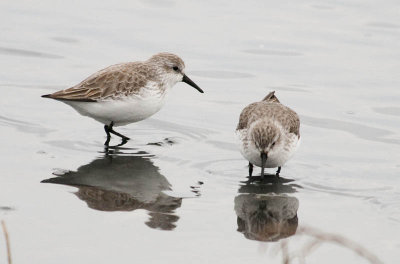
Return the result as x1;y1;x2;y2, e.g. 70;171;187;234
0;0;399;263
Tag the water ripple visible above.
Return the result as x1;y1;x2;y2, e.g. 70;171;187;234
189;70;255;79
373;107;400;117
0;47;63;59
367;22;400;29
301;115;400;145
242;49;303;56
0;115;53;135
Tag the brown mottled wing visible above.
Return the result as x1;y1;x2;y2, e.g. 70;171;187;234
44;62;150;102
278;104;300;137
237;91;282;130
236;102;258;130
260;103;300;137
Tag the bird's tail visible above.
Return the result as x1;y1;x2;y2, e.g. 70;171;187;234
262;91;280;103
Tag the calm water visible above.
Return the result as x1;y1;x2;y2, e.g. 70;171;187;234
0;0;399;263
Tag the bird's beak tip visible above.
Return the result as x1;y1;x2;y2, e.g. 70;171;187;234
182;74;204;93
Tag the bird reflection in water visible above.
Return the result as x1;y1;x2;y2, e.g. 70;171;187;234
42;148;182;230
235;176;300;241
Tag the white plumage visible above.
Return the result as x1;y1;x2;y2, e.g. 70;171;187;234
63;82;168;126
236;91;300;177
42;53;203;144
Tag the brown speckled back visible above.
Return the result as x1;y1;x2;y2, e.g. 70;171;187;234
237;91;300;137
45;53;184;101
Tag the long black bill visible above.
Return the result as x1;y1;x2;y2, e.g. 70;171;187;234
261;153;267;180
182;74;204;93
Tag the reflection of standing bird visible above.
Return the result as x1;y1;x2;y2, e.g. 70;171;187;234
42;53;203;145
236;91;300;178
42;153;182;231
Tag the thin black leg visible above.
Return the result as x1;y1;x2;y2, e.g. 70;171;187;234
103;122;130;146
109;129;130;140
276;166;281;176
104;125;111;146
108;121;130;140
249;162;253;177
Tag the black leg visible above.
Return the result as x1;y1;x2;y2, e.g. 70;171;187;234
249;162;253;177
276;166;281;176
109;129;130;140
103;122;130;146
104;125;111;146
108;122;130;140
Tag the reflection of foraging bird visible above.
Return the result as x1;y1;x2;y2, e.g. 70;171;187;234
235;194;299;242
236;91;300;179
235;175;300;242
42;53;203;145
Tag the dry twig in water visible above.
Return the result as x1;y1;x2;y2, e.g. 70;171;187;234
280;226;383;264
1;220;12;264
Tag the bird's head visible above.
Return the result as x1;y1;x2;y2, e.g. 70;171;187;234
250;119;282;156
147;53;203;93
249;119;283;178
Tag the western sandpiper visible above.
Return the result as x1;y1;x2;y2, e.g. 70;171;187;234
42;52;204;145
236;91;300;179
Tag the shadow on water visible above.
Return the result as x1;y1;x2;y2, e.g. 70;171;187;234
234;175;301;242
42;148;182;231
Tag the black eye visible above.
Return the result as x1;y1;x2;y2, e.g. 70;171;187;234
272;142;276;147
172;66;179;72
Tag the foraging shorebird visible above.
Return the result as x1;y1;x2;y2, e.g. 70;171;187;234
236;91;300;179
42;53;204;145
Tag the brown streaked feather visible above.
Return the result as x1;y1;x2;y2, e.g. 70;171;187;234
237;92;300;137
237;102;259;130
41;94;96;102
44;62;156;102
237;91;281;130
262;91;280;103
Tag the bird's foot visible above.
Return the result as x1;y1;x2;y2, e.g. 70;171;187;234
118;138;129;146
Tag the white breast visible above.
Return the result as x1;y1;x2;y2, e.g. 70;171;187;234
236;129;300;168
265;134;300;167
64;82;167;126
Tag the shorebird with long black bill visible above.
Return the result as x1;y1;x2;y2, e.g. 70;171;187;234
236;91;300;179
42;53;204;145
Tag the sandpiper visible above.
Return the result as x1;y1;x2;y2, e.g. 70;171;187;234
236;91;300;179
42;52;204;145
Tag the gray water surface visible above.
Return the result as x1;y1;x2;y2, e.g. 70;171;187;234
0;0;399;263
